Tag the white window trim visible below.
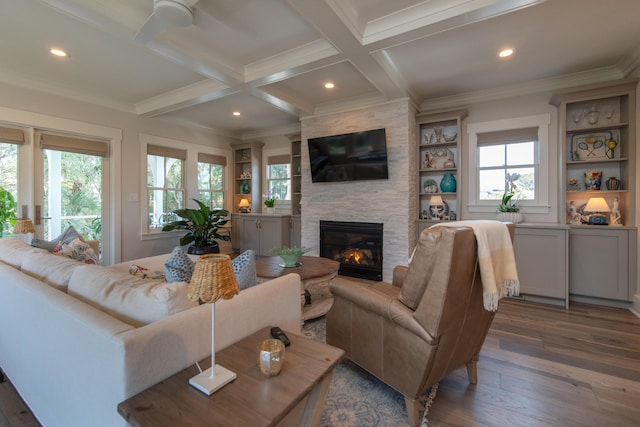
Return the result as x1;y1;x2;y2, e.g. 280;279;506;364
139;133;231;239
467;114;551;214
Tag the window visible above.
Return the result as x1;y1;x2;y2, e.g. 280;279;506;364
467;114;551;214
477;127;538;201
0;127;21;237
147;144;185;229
197;153;226;209
0;126;22;201
266;155;291;201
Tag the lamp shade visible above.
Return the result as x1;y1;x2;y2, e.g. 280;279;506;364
13;219;35;234
429;195;444;206
238;198;250;208
189;254;239;303
584;197;610;213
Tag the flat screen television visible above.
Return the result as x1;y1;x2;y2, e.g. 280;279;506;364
308;128;389;183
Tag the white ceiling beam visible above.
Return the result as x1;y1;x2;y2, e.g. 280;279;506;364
286;0;408;100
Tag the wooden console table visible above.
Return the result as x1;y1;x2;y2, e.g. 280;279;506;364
256;255;340;321
118;327;344;427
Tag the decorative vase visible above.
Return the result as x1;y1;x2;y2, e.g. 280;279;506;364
584;171;602;191
496;212;523;224
439;173;456;193
605;176;620;190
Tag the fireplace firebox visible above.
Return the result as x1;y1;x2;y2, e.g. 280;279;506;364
320;220;383;281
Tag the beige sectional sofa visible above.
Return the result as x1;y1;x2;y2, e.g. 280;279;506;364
0;238;301;427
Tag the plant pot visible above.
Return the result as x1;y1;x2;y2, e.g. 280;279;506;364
265;207;276;214
496;212;523;224
187;242;220;255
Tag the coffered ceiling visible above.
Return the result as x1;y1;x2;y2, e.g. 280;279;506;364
1;0;639;138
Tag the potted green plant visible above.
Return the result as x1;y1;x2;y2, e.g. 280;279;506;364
263;191;276;214
0;186;17;238
497;192;523;223
162;199;231;254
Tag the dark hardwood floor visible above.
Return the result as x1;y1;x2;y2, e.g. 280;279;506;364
1;299;639;426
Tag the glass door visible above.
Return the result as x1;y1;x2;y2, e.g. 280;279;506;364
33;133;110;263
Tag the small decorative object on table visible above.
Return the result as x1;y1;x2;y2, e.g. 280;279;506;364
568;178;580;191
584;171;602;191
606;137;618;159
257;339;285;376
263;191;276;213
582;197;610;225
610;196;622;226
606;176;620;190
497;192;523;223
423;179;438;193
272;246;311;267
439;173;456;193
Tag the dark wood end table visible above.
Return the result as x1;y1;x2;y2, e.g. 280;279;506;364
118;327;344;427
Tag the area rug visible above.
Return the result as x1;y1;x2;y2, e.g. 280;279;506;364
303;317;437;426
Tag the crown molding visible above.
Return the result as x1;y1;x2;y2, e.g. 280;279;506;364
419;66;624;112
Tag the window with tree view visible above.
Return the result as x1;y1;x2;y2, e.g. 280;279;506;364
197;153;225;209
147;145;185;229
266;155;291;202
477;127;538;201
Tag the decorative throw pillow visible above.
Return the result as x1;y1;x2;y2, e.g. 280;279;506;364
232;250;256;290
52;237;99;264
32;225;84;252
164;246;194;283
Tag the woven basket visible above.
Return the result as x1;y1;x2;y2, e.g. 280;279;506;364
189;254;239;303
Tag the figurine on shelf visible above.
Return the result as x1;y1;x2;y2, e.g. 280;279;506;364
568;201;581;225
611;197;621;226
423;151;435;169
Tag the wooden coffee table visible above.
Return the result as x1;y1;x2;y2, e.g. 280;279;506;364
256;255;340;321
118;327;344;427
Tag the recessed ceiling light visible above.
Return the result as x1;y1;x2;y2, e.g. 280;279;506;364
50;48;67;57
324;82;335;89
232;111;241;117
498;48;514;58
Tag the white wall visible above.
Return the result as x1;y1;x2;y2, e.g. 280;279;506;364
0;82;239;263
300;99;415;282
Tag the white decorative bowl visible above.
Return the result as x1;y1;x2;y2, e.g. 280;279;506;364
496;212;523;224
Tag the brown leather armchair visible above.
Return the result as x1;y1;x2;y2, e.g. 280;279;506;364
326;225;515;426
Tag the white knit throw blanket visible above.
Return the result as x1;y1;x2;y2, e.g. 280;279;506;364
430;220;520;311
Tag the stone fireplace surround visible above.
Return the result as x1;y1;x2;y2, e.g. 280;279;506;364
300;99;416;282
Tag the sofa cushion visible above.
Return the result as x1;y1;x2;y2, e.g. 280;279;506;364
31;225;83;252
164;246;194;282
0;237;47;269
52;237;99;264
232;250;257;290
21;251;88;291
398;227;442;310
68;265;198;326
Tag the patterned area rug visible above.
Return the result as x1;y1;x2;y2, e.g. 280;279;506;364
303;317;436;426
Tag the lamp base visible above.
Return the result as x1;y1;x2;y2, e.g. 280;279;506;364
189;364;236;395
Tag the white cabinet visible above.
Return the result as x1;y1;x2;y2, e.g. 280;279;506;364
513;225;568;307
235;214;291;256
569;227;636;302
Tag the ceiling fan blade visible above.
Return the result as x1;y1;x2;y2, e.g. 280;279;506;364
134;11;164;44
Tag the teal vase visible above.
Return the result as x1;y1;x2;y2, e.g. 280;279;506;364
440;173;456;192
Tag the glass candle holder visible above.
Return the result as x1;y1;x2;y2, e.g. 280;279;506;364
257;339;285;376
